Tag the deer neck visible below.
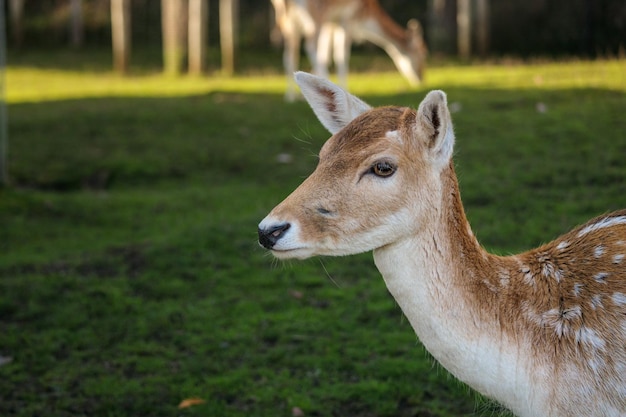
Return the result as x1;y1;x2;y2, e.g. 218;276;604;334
352;2;406;46
372;163;538;415
350;7;419;84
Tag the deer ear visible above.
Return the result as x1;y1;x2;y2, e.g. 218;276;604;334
294;72;371;134
415;90;455;167
407;19;423;39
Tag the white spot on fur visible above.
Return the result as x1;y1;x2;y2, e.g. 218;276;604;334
541;306;582;337
556;241;569;250
586;355;607;375
385;130;402;144
594;245;605;258
554;269;564;282
613;254;624;264
522;267;535;285
540;260;563;282
521;301;541;326
577;215;626;237
575;326;606;352
524;303;585;338
573;283;584;297
590;294;603;310
612;292;626;306
482;279;498;293
499;269;510;287
542;261;555;278
594;272;609;283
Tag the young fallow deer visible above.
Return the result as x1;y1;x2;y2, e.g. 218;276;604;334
271;0;427;101
258;72;626;417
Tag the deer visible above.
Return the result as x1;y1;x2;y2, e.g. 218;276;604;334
270;0;427;101
258;72;626;417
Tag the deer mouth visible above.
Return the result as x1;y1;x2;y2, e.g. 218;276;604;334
269;247;314;260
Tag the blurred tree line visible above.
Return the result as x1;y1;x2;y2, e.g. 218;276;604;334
6;0;626;58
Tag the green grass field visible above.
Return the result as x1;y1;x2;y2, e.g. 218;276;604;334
1;49;626;416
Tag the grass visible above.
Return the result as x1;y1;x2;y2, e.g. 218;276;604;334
1;49;626;416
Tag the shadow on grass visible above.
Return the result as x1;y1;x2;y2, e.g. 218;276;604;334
7;87;625;191
6;91;321;190
7;47;285;76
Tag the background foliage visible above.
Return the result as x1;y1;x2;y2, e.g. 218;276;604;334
7;0;626;57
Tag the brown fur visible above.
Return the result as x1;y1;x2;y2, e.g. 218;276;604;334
437;161;626;413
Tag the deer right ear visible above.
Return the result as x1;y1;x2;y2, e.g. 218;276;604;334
294;72;371;134
416;90;455;168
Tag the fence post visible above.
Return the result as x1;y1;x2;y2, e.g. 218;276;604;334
220;0;238;75
111;0;131;73
457;0;471;59
188;0;208;75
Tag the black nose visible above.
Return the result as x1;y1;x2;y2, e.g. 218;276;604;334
258;223;291;249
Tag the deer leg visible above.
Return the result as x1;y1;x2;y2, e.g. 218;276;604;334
283;31;300;102
333;25;350;89
314;23;333;79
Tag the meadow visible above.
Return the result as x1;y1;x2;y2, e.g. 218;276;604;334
1;49;625;416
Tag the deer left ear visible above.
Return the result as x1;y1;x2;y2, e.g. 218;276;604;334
407;19;423;39
416;90;455;168
295;72;371;134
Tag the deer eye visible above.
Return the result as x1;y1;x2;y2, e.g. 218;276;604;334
371;161;396;177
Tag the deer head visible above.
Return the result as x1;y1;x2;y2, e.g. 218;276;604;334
258;72;454;259
378;19;428;86
406;19;428;81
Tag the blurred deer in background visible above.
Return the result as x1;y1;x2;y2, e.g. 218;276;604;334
258;72;626;417
270;0;427;101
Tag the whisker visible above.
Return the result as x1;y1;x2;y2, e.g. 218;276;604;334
295;124;313;144
318;258;341;288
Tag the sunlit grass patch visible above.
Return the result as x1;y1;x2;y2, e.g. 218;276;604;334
349;59;626;94
6;69;289;103
7;58;625;103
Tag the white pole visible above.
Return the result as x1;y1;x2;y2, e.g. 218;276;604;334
111;0;132;73
457;0;471;59
188;0;208;75
220;0;237;75
0;0;8;185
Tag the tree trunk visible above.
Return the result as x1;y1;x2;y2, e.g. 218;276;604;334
427;0;456;55
111;0;132;73
475;0;489;57
219;0;238;75
457;0;471;59
188;0;208;75
8;0;24;48
70;0;84;48
162;0;188;76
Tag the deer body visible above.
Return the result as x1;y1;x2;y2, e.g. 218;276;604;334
271;0;427;101
258;72;626;416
